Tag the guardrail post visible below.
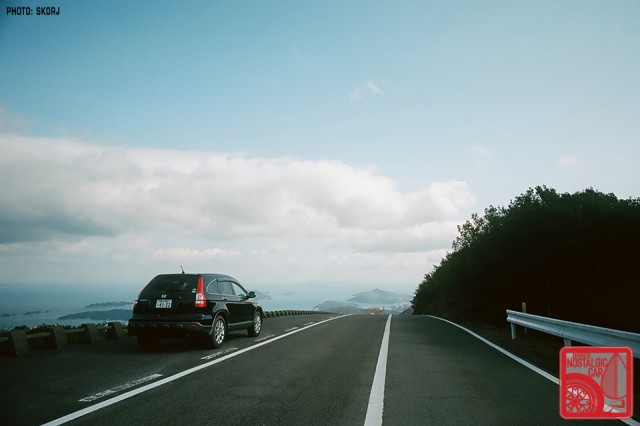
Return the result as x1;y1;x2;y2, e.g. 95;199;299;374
46;326;68;349
106;322;125;339
563;338;572;347
510;323;516;340
81;323;100;344
9;329;30;356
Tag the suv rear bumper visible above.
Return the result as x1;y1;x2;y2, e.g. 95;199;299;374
128;314;213;337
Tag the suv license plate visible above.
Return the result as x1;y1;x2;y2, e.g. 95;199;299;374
156;299;172;308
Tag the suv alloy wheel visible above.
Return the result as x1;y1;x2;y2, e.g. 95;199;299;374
248;311;262;337
212;315;226;348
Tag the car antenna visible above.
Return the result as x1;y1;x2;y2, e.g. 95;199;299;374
180;265;185;274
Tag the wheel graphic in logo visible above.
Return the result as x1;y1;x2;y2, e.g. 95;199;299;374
563;374;603;415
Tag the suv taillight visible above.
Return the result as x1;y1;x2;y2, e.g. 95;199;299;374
195;276;207;308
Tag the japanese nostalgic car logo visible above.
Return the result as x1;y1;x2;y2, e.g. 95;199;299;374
560;346;633;420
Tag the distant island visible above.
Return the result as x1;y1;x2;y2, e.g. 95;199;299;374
24;310;51;316
85;301;131;309
314;301;368;314
58;309;132;321
312;288;413;314
347;288;411;305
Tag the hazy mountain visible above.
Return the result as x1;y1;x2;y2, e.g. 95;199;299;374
312;288;413;315
313;301;368;314
85;301;131;309
58;309;132;321
347;288;411;305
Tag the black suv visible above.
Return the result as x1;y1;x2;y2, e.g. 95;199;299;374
128;273;263;349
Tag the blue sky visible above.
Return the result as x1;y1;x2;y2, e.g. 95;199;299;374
1;1;639;294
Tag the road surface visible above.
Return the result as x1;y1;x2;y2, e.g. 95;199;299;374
0;314;629;425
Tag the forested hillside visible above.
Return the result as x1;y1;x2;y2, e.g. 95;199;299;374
412;186;640;332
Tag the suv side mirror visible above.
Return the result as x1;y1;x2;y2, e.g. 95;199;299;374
247;291;256;299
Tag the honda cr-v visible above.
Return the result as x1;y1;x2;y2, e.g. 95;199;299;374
128;273;263;349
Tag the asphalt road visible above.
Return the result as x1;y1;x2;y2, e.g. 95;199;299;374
0;314;629;425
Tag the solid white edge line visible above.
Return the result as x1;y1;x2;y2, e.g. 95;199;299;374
364;314;392;426
428;315;640;426
428;316;558;384
42;315;348;426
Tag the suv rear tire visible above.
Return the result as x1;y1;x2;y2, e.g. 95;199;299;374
247;311;262;337
212;315;226;348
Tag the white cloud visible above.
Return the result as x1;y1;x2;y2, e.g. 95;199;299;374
0;106;33;134
348;80;383;101
465;145;492;157
0;134;475;285
557;155;583;169
154;247;239;263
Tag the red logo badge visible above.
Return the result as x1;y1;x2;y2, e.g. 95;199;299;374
560;346;633;420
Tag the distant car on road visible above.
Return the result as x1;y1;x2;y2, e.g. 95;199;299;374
128;273;263;349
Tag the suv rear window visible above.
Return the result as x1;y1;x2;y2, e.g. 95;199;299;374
141;274;199;295
218;281;233;295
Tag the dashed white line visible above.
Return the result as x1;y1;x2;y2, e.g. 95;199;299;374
254;334;276;342
43;315;347;426
79;374;163;402
284;327;299;332
201;347;238;360
364;314;392;426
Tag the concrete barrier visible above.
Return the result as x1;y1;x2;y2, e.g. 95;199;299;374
1;322;128;357
106;321;125;339
46;326;68;349
9;329;30;356
81;324;100;344
1;311;335;356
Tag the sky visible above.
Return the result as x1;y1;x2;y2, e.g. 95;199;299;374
0;1;639;295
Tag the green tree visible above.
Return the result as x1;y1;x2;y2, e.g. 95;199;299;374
412;186;640;332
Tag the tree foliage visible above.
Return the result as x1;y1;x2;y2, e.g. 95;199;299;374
412;186;640;332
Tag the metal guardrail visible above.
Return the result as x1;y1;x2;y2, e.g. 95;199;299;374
506;310;640;358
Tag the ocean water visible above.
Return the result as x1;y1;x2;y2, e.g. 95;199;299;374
0;283;140;330
0;283;361;330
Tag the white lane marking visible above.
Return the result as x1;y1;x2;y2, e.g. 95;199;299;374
254;334;276;342
429;316;558;383
428;316;640;426
42;315;347;426
364;314;392;426
201;347;238;360
284;327;299;332
79;374;163;402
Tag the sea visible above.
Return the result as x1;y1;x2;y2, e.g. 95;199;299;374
0;282;370;330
